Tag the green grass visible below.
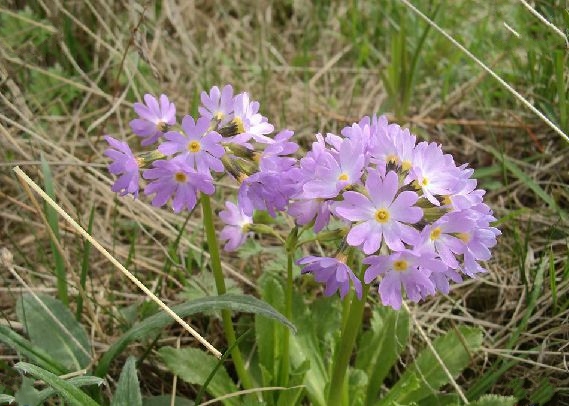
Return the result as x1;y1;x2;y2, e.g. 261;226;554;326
0;0;568;404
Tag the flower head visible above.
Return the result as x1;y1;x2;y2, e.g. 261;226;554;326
364;250;445;310
104;135;140;197
231;92;274;144
297;255;362;299
159;115;225;174
219;201;252;251
130;94;176;146
199;85;234;125
143;156;214;213
335;170;423;254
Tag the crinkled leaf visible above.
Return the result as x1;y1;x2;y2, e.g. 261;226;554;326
37;375;105;404
14;363;98;406
16;294;91;371
0;325;67;374
355;306;409;404
96;294;295;377
142;395;194;406
111;357;141;406
380;327;482;405
470;394;517;406
158;347;239;406
0;394;15;405
14;377;42;406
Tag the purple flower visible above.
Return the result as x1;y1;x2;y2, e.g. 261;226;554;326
232;92;274;144
335;170;423;254
298;255;362;299
458;205;500;277
258;130;299;172
143;156;214;213
238;169;298;217
364;250;444;310
159;115;225;173
288;199;332;232
417;212;476;269
104;135;140;197
301;137;364;199
199;85;234;125
130;94;176;146
219;201;252;251
408;142;458;205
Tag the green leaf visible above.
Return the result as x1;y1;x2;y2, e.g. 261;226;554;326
16;294;91;371
158;347;239;406
15;377;42;406
142;395;194;406
379;327;482;405
0;325;67;374
418;393;460;406
289;293;341;406
14;363;99;406
96;294;295;377
355;306;409;404
469;394;517;406
37;376;106;404
111;357;142;406
0;394;15;405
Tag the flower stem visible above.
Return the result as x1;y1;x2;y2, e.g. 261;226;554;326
200;194;253;389
277;249;294;387
327;284;369;406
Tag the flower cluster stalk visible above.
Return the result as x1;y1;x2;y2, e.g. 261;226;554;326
201;194;253;389
328;284;370;406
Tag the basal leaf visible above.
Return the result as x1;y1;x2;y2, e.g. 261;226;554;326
470;394;517;406
158;347;239;406
96;294;295;377
14;363;98;406
16;294;91;371
111;357;142;406
0;325;67;375
380;326;482;405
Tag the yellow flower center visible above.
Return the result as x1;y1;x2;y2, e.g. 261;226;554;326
214;111;224;121
393;260;408;272
188;140;201;153
456;232;471;243
338;173;349;181
430;227;442;241
386;154;398;164
156;121;167;132
442;195;452;206
375;209;389;223
232;117;245;134
421;177;429;186
174;172;187;183
402;160;412;171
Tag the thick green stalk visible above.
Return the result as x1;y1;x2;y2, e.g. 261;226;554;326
277;250;293;387
327;284;370;406
200;195;253;389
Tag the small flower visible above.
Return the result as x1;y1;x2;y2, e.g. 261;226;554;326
409;142;458;205
143;156;214;213
301;137;365;199
335;170;423;254
364;250;444;310
104;135;140;197
199;85;234;125
231;92;274;144
130;94;176;146
297;254;362;299
159;115;225;174
219;201;253;251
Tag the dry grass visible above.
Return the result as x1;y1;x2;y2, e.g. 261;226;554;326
1;0;568;403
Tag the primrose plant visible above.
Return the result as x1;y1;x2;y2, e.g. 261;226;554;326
104;85;501;405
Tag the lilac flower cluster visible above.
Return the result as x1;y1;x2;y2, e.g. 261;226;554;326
104;85;275;215
104;86;500;310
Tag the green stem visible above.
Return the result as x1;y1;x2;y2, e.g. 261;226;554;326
200;195;253;390
327;284;370;406
278;250;293;387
